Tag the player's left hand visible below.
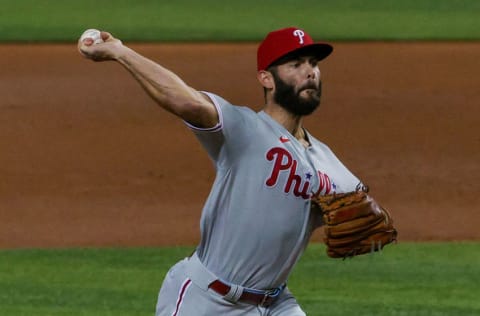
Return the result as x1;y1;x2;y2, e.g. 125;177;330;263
312;186;397;258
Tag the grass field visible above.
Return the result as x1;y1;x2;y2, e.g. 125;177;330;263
1;242;479;315
0;0;479;42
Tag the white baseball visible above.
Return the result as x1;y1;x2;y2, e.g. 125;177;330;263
80;29;103;44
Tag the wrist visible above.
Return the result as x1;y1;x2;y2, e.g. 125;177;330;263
114;45;133;62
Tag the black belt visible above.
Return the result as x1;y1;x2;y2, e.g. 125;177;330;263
208;280;285;307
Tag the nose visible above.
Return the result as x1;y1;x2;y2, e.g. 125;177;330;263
306;64;320;80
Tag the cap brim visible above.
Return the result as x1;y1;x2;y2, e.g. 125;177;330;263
268;43;333;68
296;43;333;61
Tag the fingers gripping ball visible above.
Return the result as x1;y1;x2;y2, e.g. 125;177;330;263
80;29;104;44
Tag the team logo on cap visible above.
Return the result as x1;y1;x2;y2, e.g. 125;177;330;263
293;29;305;44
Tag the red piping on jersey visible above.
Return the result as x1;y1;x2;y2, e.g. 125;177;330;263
172;279;192;316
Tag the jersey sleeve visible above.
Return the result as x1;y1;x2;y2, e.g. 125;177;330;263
183;92;257;165
314;140;363;193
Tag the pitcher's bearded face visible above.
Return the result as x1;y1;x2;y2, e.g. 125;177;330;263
271;69;322;116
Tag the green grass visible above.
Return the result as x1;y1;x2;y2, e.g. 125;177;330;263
291;242;480;315
1;243;479;315
0;247;191;315
0;0;479;42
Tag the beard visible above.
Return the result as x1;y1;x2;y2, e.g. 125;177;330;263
272;72;322;116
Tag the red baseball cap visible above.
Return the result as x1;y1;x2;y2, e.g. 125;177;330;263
257;27;333;71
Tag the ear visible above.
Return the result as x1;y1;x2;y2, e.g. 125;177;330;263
257;70;274;89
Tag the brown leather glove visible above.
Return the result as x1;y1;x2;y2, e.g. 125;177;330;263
312;186;397;259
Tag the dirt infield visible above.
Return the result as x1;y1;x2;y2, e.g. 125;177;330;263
0;42;479;248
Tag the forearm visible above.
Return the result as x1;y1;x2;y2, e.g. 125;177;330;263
115;46;217;127
78;30;218;128
115;47;196;113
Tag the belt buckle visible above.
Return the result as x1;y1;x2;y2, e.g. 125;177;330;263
259;288;280;307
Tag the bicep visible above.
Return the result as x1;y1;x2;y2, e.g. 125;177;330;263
174;90;219;129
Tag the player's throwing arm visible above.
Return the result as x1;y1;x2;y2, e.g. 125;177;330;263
77;29;218;128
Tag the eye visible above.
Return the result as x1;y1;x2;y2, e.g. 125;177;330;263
291;61;301;68
309;58;319;66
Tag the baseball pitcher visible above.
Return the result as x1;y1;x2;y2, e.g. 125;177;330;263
78;26;396;316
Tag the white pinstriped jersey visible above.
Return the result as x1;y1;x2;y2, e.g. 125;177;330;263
185;92;360;290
